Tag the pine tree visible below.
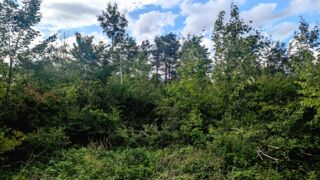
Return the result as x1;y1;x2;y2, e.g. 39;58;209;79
132;40;152;79
153;33;180;82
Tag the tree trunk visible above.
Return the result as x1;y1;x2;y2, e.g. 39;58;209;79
120;53;123;85
5;56;14;104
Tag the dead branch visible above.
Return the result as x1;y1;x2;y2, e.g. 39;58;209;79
230;128;244;133
256;150;263;160
257;148;279;162
267;145;281;150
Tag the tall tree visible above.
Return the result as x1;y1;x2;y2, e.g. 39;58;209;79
98;3;128;45
98;3;129;84
122;36;139;76
71;32;106;81
106;36;138;84
178;35;211;79
289;17;319;72
0;0;41;102
212;4;262;82
212;4;264;121
153;33;180;82
263;41;288;75
132;40;152;79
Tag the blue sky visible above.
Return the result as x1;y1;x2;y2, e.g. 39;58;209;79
36;0;320;48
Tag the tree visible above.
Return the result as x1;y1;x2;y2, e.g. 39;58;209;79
213;4;262;82
298;63;320;120
158;35;213;145
107;36;138;84
0;0;41;102
263;41;289;75
289;17;319;72
98;3;128;45
178;35;211;79
153;33;180;82
98;3;129;84
212;4;263;117
122;36;139;76
71;32;106;81
132;40;152;79
31;33;58;61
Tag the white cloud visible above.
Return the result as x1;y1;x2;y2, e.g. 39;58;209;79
169;0;319;46
30;31;110;53
242;0;320;28
38;0;183;33
240;0;320;42
131;11;178;43
157;0;184;9
109;0;183;11
36;0;184;45
270;22;297;40
180;0;246;36
284;0;320;16
38;0;102;32
201;37;214;55
9;0;320;47
241;3;278;27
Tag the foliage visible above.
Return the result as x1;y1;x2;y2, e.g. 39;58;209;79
66;107;121;145
10;146;319;179
26;128;70;152
0;129;25;155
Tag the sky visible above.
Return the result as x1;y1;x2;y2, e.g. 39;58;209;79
35;0;320;48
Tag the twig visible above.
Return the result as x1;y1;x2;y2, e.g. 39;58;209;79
301;152;312;156
23;149;48;169
256;150;263;160
230;128;244;133
267;145;281;150
0;165;11;168
257;148;279;162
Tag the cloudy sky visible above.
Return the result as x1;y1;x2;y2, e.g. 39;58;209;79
36;0;320;47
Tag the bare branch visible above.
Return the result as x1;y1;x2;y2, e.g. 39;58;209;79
256;149;263;160
267;145;281;150
230;128;244;133
257;148;279;162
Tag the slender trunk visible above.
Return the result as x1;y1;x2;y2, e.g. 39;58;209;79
155;64;159;81
164;54;167;83
5;30;22;103
164;66;167;82
169;64;171;81
5;56;13;103
120;52;123;85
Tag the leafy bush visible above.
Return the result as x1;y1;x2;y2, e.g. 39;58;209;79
26;127;70;152
181;108;205;146
0;129;26;161
66;107;121;145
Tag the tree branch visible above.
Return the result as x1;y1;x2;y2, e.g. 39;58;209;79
257;148;279;162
